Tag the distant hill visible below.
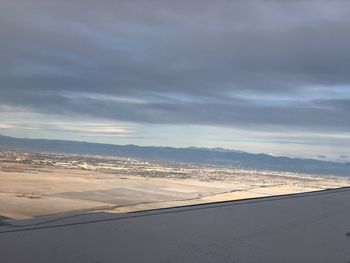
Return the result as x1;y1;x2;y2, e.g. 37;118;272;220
0;134;349;177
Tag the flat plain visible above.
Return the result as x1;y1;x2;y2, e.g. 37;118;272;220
0;150;349;221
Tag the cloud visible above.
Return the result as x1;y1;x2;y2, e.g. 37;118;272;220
0;123;14;129
0;1;350;132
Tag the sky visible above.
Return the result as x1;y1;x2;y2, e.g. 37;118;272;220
0;0;350;162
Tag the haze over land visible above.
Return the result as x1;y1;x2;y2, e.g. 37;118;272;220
1;134;349;177
1;134;348;221
1;149;349;221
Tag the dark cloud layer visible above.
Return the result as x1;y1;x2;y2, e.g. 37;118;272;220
1;0;350;131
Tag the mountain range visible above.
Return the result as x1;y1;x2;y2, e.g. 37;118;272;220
0;134;349;177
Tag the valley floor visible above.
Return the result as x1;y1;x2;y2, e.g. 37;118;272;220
0;154;349;220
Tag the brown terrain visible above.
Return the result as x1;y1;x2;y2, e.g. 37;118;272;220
0;150;349;220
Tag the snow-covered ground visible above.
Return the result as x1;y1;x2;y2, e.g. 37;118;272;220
1;188;350;263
